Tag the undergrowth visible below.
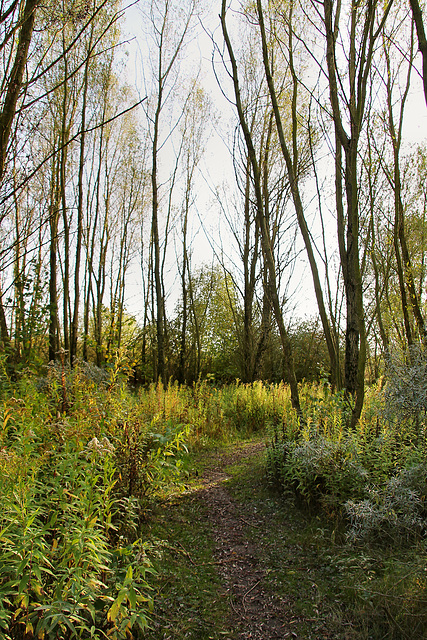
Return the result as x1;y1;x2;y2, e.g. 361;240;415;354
1;357;427;638
265;376;427;639
0;366;283;638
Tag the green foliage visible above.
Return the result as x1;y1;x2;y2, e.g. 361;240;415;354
268;436;367;510
114;416;190;509
266;379;427;546
0;435;154;639
170;264;241;382
290;317;332;383
0;369;199;639
4;363;427;638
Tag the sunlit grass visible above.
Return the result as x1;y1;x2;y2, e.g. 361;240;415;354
1;366;427;638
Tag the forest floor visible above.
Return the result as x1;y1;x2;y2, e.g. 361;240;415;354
143;439;362;640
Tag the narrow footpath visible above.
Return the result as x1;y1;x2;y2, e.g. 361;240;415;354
145;440;350;640
195;442;294;639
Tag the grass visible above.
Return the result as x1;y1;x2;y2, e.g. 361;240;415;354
223;446;427;640
142;457;234;639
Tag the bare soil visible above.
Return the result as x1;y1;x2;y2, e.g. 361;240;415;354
194;442;304;640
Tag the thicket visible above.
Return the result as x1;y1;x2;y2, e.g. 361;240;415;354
266;380;427;538
265;352;427;639
0;358;192;640
1;352;427;638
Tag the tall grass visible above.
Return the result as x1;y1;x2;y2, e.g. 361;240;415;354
1;363;427;639
0;364;191;639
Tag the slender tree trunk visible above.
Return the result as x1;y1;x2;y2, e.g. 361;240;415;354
409;0;427;106
61;115;70;355
0;286;11;353
366;141;389;353
242;154;256;382
178;184;190;384
382;28;424;347
255;0;340;390
221;0;302;415
49;154;60;362
151;92;165;383
188;267;202;381
13;184;24;362
0;0;39;181
71;30;92;364
0;0;38;357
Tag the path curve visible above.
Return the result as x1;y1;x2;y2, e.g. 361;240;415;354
196;442;295;639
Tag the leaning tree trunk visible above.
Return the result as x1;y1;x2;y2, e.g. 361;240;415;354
221;0;302;416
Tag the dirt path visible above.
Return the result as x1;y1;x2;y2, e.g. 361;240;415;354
195;442;296;639
146;440;341;639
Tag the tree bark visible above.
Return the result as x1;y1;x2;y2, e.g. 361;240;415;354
49;155;60;363
221;0;302;416
0;0;39;182
409;0;427;107
70;28;93;364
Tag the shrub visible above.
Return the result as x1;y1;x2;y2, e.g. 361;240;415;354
345;463;427;543
383;345;427;439
0;435;154;639
267;436;367;508
113;416;190;510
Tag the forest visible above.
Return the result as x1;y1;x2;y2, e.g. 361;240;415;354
1;0;427;638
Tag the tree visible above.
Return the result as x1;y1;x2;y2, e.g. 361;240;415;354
409;0;427;106
177;263;240;380
142;0;197;383
220;0;302;415
0;0;39;355
322;0;392;425
176;79;211;383
254;0;342;390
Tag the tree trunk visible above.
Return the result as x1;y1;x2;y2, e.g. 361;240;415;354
70;30;92;364
255;0;340;391
322;0;391;426
409;0;427;107
49;155;60;363
221;0;302;416
0;0;39;181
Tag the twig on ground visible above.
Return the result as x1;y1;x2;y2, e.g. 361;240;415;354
176;541;196;565
240;517;260;528
242;578;263;612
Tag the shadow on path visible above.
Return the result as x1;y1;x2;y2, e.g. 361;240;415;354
193;442;295;640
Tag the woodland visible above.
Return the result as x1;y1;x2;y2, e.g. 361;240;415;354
2;0;427;638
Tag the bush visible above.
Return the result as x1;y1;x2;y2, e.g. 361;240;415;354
0;435;154;639
267;436;367;508
383;345;427;437
345;463;427;543
113;416;190;510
